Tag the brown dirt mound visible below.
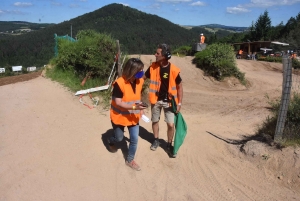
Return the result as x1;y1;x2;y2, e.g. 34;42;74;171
0;71;42;86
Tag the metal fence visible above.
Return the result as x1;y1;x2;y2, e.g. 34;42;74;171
274;57;300;142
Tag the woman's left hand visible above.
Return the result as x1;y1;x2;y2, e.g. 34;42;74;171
140;109;144;115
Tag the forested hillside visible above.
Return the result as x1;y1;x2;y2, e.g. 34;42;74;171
0;21;54;34
0;3;205;67
0;3;299;68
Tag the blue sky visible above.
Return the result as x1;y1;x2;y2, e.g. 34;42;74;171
0;0;300;27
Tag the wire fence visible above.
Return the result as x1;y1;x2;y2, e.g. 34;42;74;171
274;57;300;142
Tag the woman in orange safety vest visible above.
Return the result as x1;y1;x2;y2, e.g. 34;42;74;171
109;58;147;171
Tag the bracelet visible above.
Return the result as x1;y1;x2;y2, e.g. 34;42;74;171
132;105;136;110
178;103;182;106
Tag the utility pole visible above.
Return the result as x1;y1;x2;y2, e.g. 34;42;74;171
71;24;72;39
116;40;121;77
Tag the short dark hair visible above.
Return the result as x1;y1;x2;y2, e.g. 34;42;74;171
157;43;171;57
122;58;144;81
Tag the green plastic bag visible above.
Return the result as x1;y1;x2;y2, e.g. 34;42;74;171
171;96;187;155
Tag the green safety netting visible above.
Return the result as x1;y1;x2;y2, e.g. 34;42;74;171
54;33;76;57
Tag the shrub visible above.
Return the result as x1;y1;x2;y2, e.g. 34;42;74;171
257;55;282;63
257;93;300;146
4;67;13;76
256;56;300;69
292;58;300;69
47;30;119;108
173;46;192;56
284;93;300;141
21;66;28;74
53;29;117;81
193;43;245;83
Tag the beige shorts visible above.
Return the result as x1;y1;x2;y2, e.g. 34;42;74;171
151;100;174;123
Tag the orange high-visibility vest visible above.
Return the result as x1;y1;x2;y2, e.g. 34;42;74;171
200;36;205;43
110;77;144;126
148;62;180;105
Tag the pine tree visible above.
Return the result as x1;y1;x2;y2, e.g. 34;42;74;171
254;10;271;41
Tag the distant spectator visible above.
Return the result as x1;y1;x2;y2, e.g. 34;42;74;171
291;52;297;59
200;33;205;44
252;52;256;60
247;53;251;60
237;49;243;59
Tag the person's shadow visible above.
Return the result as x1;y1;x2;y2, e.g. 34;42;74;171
101;129;129;160
101;125;171;159
139;126;170;156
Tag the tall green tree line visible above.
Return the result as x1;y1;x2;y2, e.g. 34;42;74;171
0;4;299;68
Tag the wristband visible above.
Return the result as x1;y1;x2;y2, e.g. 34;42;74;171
132;105;136;110
178;103;182;106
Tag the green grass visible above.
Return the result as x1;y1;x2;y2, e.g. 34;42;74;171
282;138;300;147
46;66;82;92
46;66;112;106
256;93;300;147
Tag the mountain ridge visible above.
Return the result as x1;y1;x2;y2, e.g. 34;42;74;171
1;20;247;34
0;3;238;67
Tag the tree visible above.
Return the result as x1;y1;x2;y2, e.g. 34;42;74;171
249;21;256;41
208;32;217;44
269;22;285;40
254;10;271;41
286;21;300;50
282;13;300;37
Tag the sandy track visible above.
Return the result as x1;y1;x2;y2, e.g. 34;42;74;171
0;56;299;201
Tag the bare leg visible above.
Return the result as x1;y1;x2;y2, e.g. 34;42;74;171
166;123;175;143
152;121;159;138
150;121;160;151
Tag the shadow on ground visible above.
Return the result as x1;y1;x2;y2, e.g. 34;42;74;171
101;129;129;160
206;130;281;152
139;126;174;158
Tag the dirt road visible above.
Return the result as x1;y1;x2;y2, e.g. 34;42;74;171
0;56;299;201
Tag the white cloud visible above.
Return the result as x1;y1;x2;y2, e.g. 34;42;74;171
119;2;130;6
234;0;300;9
227;0;300;15
0;9;26;15
248;0;300;7
190;1;206;6
14;2;33;7
156;0;192;3
226;7;251;14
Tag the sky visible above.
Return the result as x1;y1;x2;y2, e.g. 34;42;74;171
0;0;300;27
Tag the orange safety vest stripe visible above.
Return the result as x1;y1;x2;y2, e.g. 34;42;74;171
148;62;180;104
110;77;144;126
